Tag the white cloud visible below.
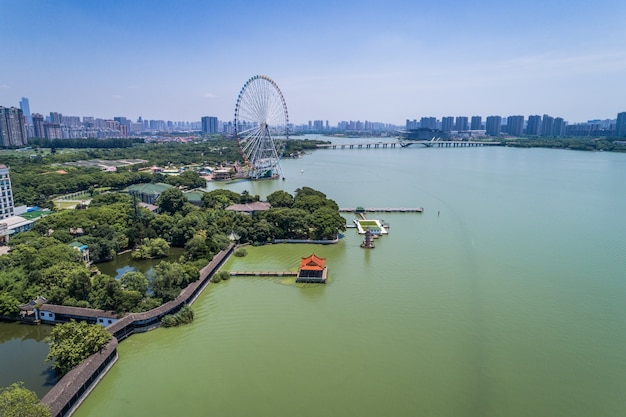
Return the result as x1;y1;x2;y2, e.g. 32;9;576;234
204;92;217;98
0;84;9;89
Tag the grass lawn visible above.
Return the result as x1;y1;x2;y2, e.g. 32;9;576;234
358;220;379;227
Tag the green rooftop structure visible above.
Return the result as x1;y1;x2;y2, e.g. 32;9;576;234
184;190;206;207
127;183;173;204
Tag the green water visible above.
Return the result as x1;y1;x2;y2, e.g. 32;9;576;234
73;144;626;417
96;247;186;279
0;322;55;398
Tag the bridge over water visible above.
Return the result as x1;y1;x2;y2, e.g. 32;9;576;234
316;139;501;150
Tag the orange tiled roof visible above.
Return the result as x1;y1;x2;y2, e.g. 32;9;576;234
299;254;326;271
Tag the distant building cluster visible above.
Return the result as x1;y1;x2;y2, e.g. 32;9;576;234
406;112;626;138
296;119;399;133
0;97;203;145
2;96;626;148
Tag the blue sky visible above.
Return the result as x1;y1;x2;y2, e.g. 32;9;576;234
1;0;625;125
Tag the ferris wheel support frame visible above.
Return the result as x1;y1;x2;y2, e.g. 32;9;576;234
233;75;289;180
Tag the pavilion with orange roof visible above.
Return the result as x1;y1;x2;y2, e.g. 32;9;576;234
296;254;328;284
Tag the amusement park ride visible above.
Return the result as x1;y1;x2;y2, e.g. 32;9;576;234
233;75;289;180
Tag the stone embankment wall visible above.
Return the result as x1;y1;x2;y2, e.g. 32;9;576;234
42;243;234;417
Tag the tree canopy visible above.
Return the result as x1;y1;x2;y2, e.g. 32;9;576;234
46;320;112;376
0;382;51;417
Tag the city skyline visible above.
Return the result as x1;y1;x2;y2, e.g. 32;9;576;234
1;0;626;125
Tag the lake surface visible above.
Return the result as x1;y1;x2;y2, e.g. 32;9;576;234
63;143;626;416
0;322;55;398
96;247;186;280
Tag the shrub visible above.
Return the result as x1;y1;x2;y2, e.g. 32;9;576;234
234;248;247;257
161;306;194;327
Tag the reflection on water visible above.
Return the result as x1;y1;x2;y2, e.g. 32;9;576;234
95;247;186;279
0;322;56;398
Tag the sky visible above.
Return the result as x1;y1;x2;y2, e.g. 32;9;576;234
1;0;626;125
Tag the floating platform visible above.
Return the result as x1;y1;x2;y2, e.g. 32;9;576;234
354;219;388;235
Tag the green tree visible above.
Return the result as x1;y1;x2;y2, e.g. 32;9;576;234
0;382;51;417
132;237;170;259
0;292;20;316
156;187;188;215
151;262;199;302
90;275;122;311
310;206;347;239
266;190;293;208
184;236;211;261
201;189;240;209
46;320;112;376
164;170;206;189
119;271;149;295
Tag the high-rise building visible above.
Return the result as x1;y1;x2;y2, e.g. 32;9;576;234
201;116;218;133
32;113;44;138
506;115;524;137
19;97;32;125
526;115;542;136
485;116;502;136
441;117;454;132
455;116;468;131
0;107;27;147
616;112;626;137
49;112;63;124
406;119;419;130
0;165;15;220
553;118;566;137
470;116;482;130
44;123;62;140
420;117;437;129
541;114;555;137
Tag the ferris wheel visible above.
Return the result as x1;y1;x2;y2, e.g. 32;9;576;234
234;75;289;180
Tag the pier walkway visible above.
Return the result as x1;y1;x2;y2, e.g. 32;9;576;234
339;207;423;213
229;271;297;277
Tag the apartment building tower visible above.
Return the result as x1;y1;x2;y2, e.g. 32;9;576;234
470;116;482;130
201;116;218;133
485;116;502;136
0;107;27;147
0;165;15;220
616;112;626;137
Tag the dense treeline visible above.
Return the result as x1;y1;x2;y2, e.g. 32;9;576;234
0;186;345;316
504;137;626;152
0;138;327;206
28;137;142;149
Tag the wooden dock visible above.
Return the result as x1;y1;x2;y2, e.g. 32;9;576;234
339;207;423;213
229;271;297;277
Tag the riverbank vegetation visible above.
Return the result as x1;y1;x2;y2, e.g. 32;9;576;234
161;305;194;327
504;137;626;152
210;271;231;284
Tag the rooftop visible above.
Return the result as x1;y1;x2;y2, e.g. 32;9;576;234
299;254;326;271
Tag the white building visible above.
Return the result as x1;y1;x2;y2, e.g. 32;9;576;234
0;165;15;220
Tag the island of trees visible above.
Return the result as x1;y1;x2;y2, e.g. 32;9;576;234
0;186;345;317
